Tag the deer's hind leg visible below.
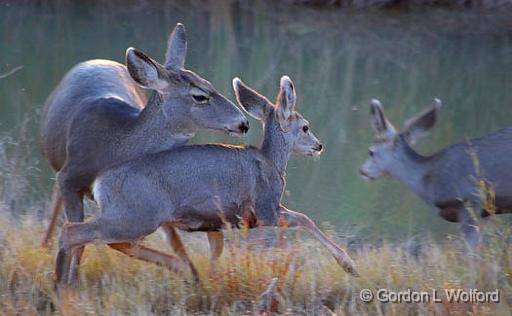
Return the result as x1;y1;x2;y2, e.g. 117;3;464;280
160;223;200;283
42;183;63;247
56;220;97;286
56;169;88;285
163;226;224;279
108;242;188;276
56;213;176;286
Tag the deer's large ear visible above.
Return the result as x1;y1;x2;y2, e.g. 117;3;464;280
232;77;272;121
402;98;442;145
370;99;396;138
275;76;296;124
126;48;169;91
165;23;187;70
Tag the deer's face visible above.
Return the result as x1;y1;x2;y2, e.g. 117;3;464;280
273;77;322;157
125;23;249;137
360;136;397;180
360;98;441;181
160;70;249;136
288;113;323;157
232;75;323;158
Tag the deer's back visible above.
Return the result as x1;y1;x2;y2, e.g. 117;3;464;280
427;128;512;215
40;59;146;171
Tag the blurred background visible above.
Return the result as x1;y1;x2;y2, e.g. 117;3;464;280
1;0;511;241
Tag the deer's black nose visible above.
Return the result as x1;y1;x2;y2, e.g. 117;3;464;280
239;120;249;134
315;143;323;151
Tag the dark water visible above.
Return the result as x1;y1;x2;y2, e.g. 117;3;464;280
1;1;512;240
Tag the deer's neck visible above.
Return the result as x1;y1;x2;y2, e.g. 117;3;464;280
123;92;194;155
261;111;292;175
390;136;431;200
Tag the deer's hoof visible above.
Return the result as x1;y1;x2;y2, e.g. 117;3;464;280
334;256;359;277
344;264;360;277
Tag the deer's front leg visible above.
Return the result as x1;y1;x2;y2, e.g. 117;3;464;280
207;231;224;270
278;206;358;276
458;207;481;250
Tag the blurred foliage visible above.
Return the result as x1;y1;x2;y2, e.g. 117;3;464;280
0;1;511;239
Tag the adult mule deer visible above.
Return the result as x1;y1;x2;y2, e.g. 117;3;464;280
40;23;249;283
55;76;357;286
360;99;512;247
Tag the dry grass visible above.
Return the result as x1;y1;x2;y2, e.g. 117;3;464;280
0;210;511;315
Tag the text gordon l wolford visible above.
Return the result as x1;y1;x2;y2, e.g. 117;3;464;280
368;288;500;303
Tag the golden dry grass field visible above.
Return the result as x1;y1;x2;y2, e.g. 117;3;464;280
0;210;511;315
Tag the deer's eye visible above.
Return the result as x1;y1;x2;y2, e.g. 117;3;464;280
190;87;210;104
369;149;375;157
302;125;309;133
192;94;209;104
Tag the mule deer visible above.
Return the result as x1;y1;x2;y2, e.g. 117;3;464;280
55;76;357;286
360;99;512;247
40;23;249;283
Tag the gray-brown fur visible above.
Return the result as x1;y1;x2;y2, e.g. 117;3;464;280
55;76;357;286
40;23;249;282
360;99;512;247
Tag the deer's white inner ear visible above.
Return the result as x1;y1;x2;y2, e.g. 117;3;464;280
277;98;293;124
233;78;273;121
132;64;169;91
151;76;170;92
280;76;296;111
143;66;160;85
